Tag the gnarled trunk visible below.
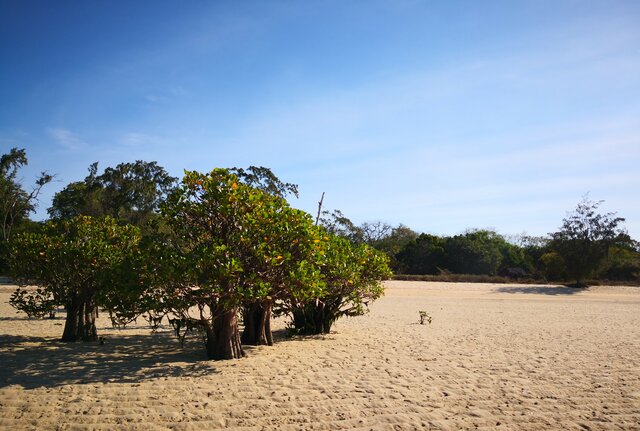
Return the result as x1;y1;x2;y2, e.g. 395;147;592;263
241;300;273;346
62;291;98;342
204;306;245;360
291;299;338;335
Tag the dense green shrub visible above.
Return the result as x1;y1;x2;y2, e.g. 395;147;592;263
288;236;391;335
9;216;142;341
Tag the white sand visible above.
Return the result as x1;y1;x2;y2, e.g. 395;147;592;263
1;280;639;430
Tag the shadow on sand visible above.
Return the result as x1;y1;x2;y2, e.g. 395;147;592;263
0;316;37;322
494;285;588;295
0;331;217;389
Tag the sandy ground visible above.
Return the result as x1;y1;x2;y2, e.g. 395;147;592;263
1;280;639;431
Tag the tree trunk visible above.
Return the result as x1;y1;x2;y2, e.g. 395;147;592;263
291;301;335;335
204;306;245;360
241;300;273;346
61;292;98;342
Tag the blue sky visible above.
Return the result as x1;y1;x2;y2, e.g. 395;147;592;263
1;1;639;238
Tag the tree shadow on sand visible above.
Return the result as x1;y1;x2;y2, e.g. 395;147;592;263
0;316;38;321
0;331;218;389
271;328;337;342
494;285;588;295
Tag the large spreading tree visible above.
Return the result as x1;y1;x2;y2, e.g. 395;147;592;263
550;197;627;286
157;169;323;359
48;160;176;227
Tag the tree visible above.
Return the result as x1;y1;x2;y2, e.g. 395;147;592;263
239;206;322;346
9;216;141;341
396;233;446;275
319;209;364;243
0;148;52;272
49;160;176;227
539;251;567;281
229;165;298;199
601;239;640;281
288;235;391;335
443;230;504;275
512;234;549;278
227;165;322;346
360;221;393;245
550;197;627;286
372;224;418;254
497;240;530;277
157;169;322;359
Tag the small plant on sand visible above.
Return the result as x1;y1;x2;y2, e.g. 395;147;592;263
419;310;432;325
9;287;56;319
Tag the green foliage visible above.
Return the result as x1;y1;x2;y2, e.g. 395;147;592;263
498;241;530;274
368;223;418;271
376;224;418;251
549;197;627;285
0;240;8;275
395;230;541;278
600;243;640;281
9;216;142;341
161;169;290;307
396;233;446;275
49;160;176;227
156;168;324;358
0;148;52;273
539;252;567;281
229;166;298;199
513;234;549;278
318;210;416;274
319;209;365;243
9;287;56;319
290;235;391;335
47;180;97;219
444;230;505;275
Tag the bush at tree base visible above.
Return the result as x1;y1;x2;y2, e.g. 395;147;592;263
287;235;391;335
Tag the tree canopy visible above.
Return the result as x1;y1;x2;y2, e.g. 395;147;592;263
155;169;325;359
9;216;142;341
48;160;176;226
288;234;391;335
549;197;627;286
0;148;52;273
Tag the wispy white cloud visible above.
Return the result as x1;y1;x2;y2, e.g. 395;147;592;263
47;128;87;151
144;86;189;104
224;8;640;164
120;132;162;147
284;117;640;238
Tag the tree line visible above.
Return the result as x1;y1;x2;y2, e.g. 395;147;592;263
320;202;638;287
